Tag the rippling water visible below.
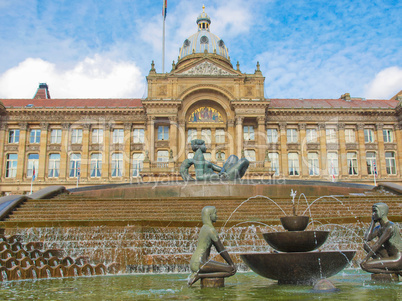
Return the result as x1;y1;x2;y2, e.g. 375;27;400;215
0;270;400;300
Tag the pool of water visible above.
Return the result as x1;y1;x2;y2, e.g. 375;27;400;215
0;270;400;300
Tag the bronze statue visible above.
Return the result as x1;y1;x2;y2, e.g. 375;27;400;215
360;203;402;274
180;139;249;181
188;206;236;286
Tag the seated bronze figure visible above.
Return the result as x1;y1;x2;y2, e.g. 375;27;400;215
188;206;236;286
180;139;249;181
360;202;402;275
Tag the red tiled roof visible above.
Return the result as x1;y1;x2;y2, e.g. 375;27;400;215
269;98;398;109
1;98;143;108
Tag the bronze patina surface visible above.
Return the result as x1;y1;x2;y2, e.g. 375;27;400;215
263;231;330;253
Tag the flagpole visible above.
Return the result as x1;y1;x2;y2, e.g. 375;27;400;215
373;160;377;186
162;2;166;73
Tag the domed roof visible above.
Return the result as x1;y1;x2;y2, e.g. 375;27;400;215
179;6;229;61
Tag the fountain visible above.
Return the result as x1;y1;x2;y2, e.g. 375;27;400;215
240;191;356;285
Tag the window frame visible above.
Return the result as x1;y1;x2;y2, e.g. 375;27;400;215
347;152;358;175
133;128;145;144
157;126;169;141
385;152;397;175
288;152;299;176
286;128;298;143
50;129;62;144
8;129;20;144
267;128;278;144
71;129;83;144
5;154;18;178
243;126;255;141
29;129;41;144
90;153;102;178
92;128;104;144
48;153;60;178
364;128;375;143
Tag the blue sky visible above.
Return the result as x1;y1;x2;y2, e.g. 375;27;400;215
0;0;401;99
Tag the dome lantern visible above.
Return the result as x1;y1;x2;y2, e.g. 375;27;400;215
197;5;211;31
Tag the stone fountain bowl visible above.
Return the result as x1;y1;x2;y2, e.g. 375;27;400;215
280;216;309;231
240;250;356;285
263;231;330;252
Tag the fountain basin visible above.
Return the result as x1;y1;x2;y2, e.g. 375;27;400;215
240;250;356;285
280;216;309;231
263;231;330;252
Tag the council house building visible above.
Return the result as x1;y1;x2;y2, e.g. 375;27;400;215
1;7;402;195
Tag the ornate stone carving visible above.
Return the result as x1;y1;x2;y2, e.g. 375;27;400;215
89;145;103;152
19;123;28;130
279;122;287;131
47;145;61;152
346;143;358;150
124;123;132;131
357;123;365;131
227;119;235;127
40;122;49;131
246;86;253;96
110;144;124;151
4;145;18;152
287;143;300;151
326;143;339;150
181;61;232;76
62;123;71;130
155;140;169;148
0;123;7;131
168;116;178;123
318;123;325;130
131;143;144;151
82;123;91;130
376;123;384;131
69;145;82;152
158;85;167;96
235;117;244;125
384;144;397;150
299;123;306;130
257;116;265;124
267;143;280;150
26;145;39;152
338;123;345;130
365;144;377;150
307;143;320;150
244;141;256;147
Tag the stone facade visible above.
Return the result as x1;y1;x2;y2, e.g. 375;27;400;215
0;10;401;194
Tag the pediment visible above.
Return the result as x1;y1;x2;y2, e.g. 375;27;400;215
177;60;237;76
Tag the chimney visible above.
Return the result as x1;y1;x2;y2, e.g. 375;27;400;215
33;83;51;99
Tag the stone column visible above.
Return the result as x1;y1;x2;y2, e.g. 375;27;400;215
38;122;49;181
317;123;328;178
279;122;288;176
394;123;402;175
59;123;70;180
338;123;347;178
178;121;186;162
16;123;28;180
299;123;308;177
0;123;7;179
102;124;111;180
81;123;90;179
169;117;178;162
235;116;244;157
357;123;367;177
149;117;155;162
227;119;235;157
257;116;266;162
376;123;386;177
124;122;132;178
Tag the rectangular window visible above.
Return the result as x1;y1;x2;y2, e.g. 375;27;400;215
157;150;169;167
27;153;39;178
69;153;81;177
5;154;18;178
306;129;317;143
111;153;123;177
157;126;169;140
8;129;20;144
383;129;393;143
90;153;102;178
347;152;358;175
71;129;83;144
345;129;356;143
215;129;225;143
287;129;298;143
243;126;255;141
201;129;212;143
268;152;279;176
92;128;104;144
132;153;144;177
48;154;60;178
267;129;278;143
133;129;145;143
244;150;256;162
288;153;299;175
366;152;377;175
326;128;337;144
187;129;197;143
327;152;339;176
385;152;396;175
364;129;375;143
29;129;41;144
50;129;62;144
113;129;124;144
308;153;319;176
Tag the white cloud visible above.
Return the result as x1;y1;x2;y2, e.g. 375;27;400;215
0;55;145;98
365;66;402;99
